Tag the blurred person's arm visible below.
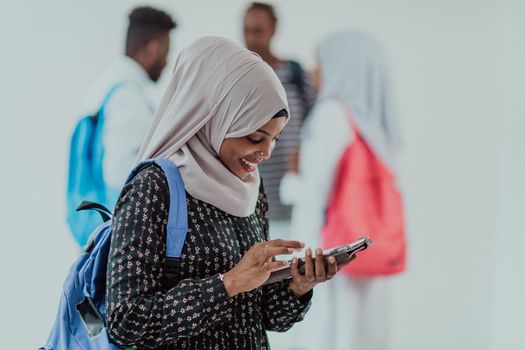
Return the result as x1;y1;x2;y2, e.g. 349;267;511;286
290;61;317;115
280;100;351;246
302;67;318;114
102;86;153;189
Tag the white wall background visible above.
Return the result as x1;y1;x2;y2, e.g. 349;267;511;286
492;0;525;348
0;0;522;349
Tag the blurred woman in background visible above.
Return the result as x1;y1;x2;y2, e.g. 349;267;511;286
281;31;406;350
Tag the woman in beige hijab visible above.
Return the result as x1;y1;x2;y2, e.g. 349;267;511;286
104;37;352;350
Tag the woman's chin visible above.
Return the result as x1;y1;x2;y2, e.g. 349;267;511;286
238;169;256;182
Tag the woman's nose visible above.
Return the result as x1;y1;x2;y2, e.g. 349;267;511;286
260;141;274;160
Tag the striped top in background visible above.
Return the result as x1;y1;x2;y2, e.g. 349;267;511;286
258;60;317;221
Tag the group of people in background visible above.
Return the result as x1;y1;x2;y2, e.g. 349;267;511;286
65;3;406;350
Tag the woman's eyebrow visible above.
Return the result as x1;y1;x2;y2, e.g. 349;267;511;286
255;129;272;136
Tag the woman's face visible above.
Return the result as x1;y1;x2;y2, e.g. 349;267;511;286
219;116;287;181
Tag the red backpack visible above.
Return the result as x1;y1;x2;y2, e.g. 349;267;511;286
321;101;406;277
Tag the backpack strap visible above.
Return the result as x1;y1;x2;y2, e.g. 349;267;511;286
76;201;112;222
325;97;359;138
101;84;123;106
149;158;188;257
125;158;188;287
98;84;124;116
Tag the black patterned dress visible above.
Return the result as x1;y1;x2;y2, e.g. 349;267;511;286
105;164;312;349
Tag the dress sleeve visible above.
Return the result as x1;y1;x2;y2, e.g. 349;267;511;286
105;165;236;349
261;279;313;332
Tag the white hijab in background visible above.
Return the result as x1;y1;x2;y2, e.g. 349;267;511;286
317;31;400;171
136;37;289;217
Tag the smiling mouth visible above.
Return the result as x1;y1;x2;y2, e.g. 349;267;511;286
240;158;261;172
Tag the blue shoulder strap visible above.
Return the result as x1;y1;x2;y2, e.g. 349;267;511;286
99;83;124;114
125;158;188;258
151;158;188;258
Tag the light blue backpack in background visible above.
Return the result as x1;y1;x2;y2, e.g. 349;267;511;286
41;158;188;350
66;84;122;248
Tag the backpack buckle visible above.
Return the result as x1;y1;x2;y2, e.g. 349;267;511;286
164;257;181;289
76;296;105;338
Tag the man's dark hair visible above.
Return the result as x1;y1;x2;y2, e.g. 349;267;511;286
125;6;176;56
246;2;278;25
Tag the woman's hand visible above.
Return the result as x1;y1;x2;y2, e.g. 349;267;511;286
222;239;304;297
288;248;357;298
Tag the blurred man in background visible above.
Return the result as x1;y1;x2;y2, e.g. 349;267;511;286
82;6;176;190
68;6;176;247
243;2;316;237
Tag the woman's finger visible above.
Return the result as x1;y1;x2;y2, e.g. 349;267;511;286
326;256;337;279
263;246;295;260
266;239;305;249
265;260;288;272
314;248;325;280
289;257;301;279
304;248;314;280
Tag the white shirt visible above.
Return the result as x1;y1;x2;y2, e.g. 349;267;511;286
279;99;353;247
81;56;155;189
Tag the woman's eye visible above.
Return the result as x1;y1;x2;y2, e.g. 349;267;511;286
247;137;263;144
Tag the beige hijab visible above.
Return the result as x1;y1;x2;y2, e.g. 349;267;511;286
136;37;289;217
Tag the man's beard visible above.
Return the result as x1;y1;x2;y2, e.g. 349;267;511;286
148;58;164;82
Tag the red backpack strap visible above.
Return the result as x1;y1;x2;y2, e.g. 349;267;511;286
322;97;359;138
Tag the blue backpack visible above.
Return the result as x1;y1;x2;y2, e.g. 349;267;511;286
41;158;188;350
66;85;123;248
